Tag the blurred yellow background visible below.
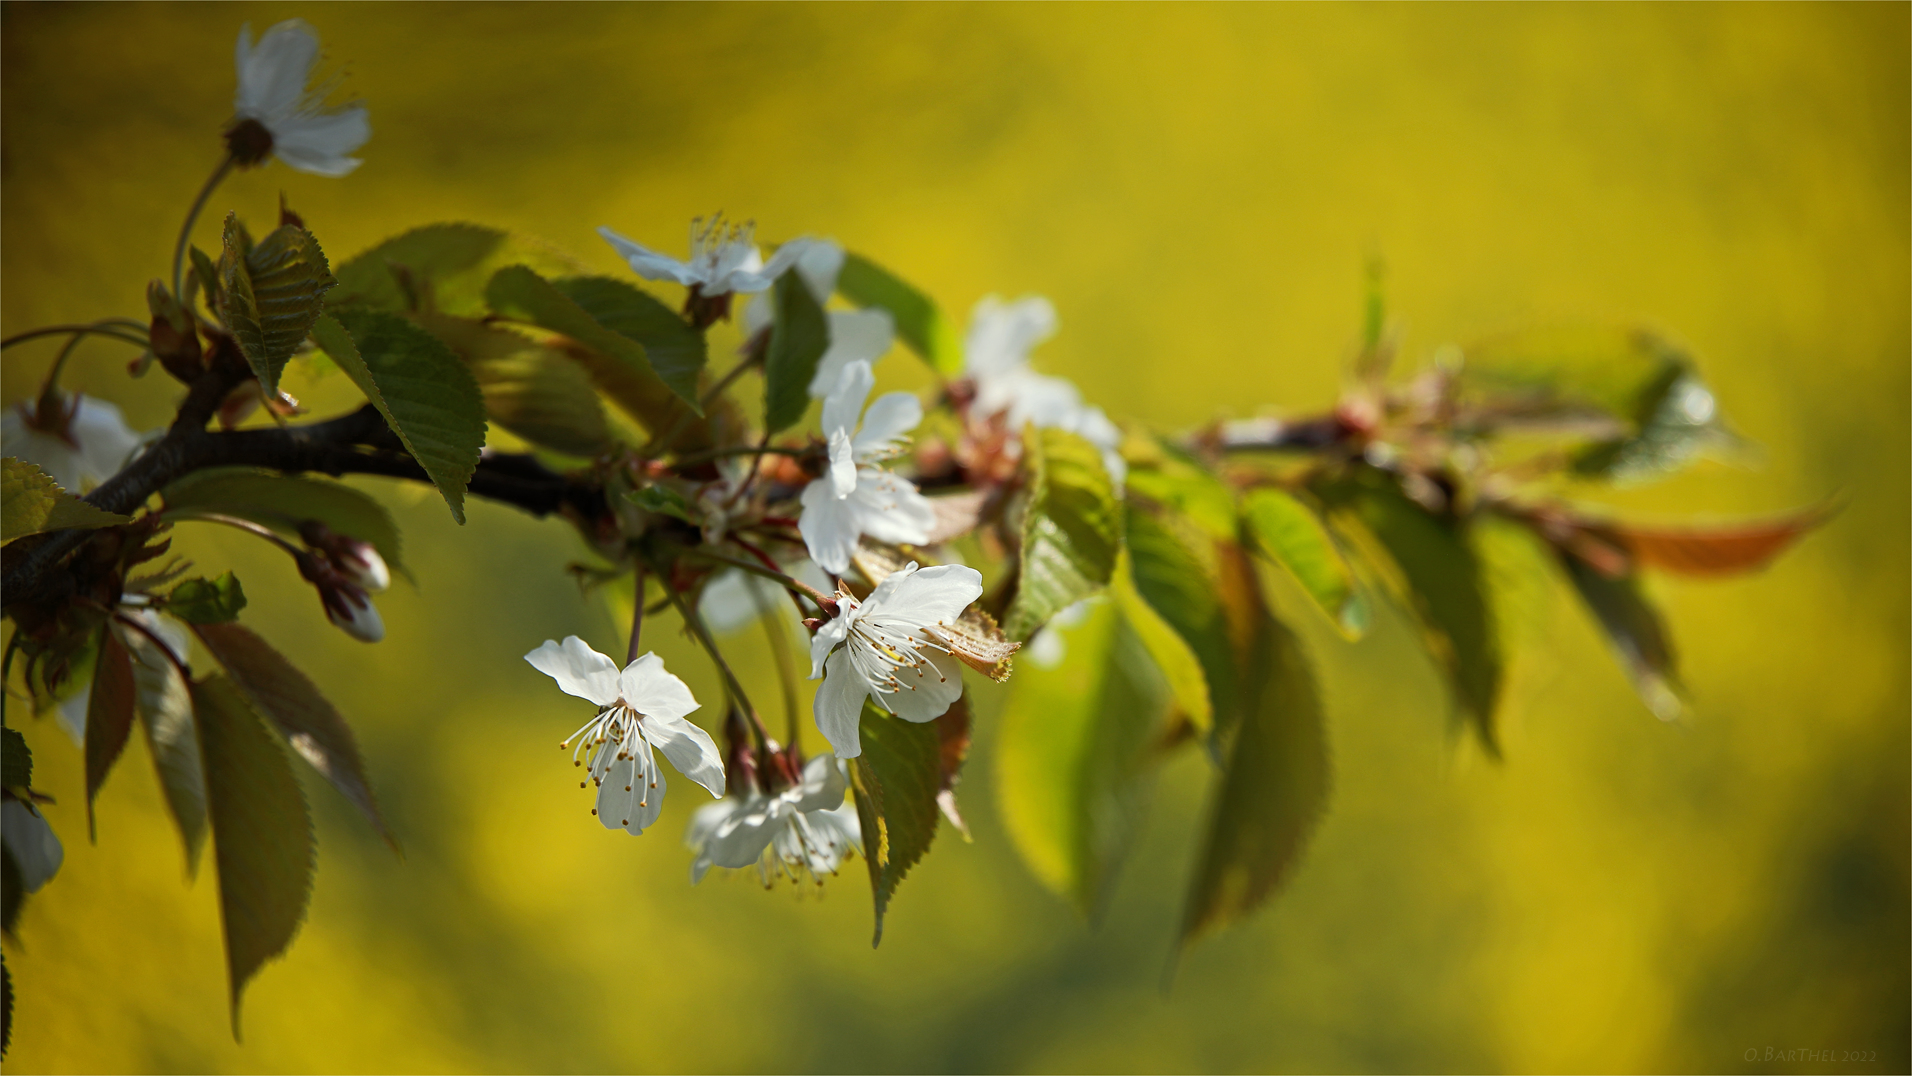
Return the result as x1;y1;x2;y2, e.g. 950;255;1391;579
3;3;1906;1072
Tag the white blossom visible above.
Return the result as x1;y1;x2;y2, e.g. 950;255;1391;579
809;561;983;758
741;239;896;397
598;215;810;297
964;296;1126;483
525;637;723;834
1;799;63;893
323;589;385;643
798;361;935;576
232;20;370;177
2;394;141;493
686;754;862;886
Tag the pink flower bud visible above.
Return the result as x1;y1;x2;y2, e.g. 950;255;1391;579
325;590;385;643
337;541;390;593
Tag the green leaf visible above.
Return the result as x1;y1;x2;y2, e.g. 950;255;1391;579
159;468;408;583
1124;500;1244;739
1318;466;1502;754
761;270;829;433
1123;442;1238;540
328;223;584;317
412;314;610;458
190;246;223;313
219;215;336;395
836;252;963;376
2;729;31;789
1181;613;1331;946
121;618;208;874
165;573;248;625
0;850;21;937
485;265;701;420
311;311;486;524
1111;567;1212;734
191;674;314;1037
628;485;695;524
82;629;136;838
2;952;11;1056
848;701;947;947
551;275;709;416
1242;487;1367;638
996;599;1166;916
1559;556;1681;721
195;623;393;846
1;458;130;544
1003;428;1123;641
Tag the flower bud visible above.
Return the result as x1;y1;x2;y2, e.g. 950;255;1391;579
325;592;385;643
300;521;390;593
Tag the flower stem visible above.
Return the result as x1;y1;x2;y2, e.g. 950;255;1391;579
164;510;305;559
668;443;806;467
1;323;151;352
171;153;236;303
110;611;192;679
682;548;835;613
753;585;803;748
655;556;773;746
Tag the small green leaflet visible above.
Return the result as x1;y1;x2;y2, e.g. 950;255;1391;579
83;629;137;838
195;623;395;847
159;468;409;583
1002;428;1123;641
551;275;709;419
836;252;963;377
191;674;314;1038
995;599;1166;917
761;270;829;433
311;311;486;524
849;701;946;947
121;619;209;876
1180;613;1330;948
1242;487;1367;638
166;573;248;624
0;458;130;544
1124;501;1243;739
1;728;29;788
219;213;336;395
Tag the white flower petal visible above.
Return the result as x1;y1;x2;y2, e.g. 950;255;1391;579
725;236;813;294
271;106;370;176
617;653;700;722
235;20;319;117
641;714;725;798
883;563;984;626
791;754;848;813
844;469;935;547
795;239;846;300
799;478;862;576
809;605;852;678
597;754;666;835
820;360;875;442
524;635;619;705
880;646;964;723
809;309;895;398
828;428;857;499
965;295;1057;380
68;398;141;485
598;226;702;288
852;391;921;461
815;648;870;758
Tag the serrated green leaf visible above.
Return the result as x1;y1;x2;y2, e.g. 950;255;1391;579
82;630;136;838
762;270;829;433
1003;428;1122;641
1242;487;1366;638
413;314;610;458
311;311;486;524
551;275;709;416
1;458;130;544
0;851;21;937
166;573;248;625
2;951;11;1056
848;700;947;947
997;599;1166;917
1559;555;1681;720
2;729;31;789
121;618;208;874
190;246;223;314
1125;500;1243;739
191;674;314;1037
1181;613;1330;946
328;223;585;317
836;252;963;376
220;215;336;395
1123;442;1238;540
196;623;393;846
159;468;408;583
1318;466;1501;754
1111;566;1212;733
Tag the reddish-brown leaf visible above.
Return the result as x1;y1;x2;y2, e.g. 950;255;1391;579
934;694;973;839
1614;509;1826;577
